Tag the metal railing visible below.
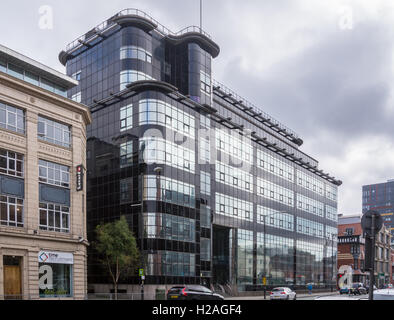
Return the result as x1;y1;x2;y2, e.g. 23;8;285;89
213;79;300;140
65;8;212;53
175;26;212;39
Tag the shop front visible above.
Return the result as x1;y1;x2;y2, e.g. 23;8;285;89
38;251;73;298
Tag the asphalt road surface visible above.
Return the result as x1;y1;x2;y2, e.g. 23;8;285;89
300;294;369;300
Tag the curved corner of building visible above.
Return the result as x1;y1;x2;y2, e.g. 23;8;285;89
126;80;179;94
59;50;70;66
166;32;220;58
110;14;158;33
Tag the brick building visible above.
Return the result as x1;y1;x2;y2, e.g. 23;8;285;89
337;214;392;288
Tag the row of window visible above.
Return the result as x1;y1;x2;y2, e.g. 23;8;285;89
296;240;324;262
258;178;294;207
139;99;196;138
0;59;67;97
199;136;211;163
257;149;294;183
120;104;133;132
39;202;70;233
297;170;325;197
38;160;70;188
144;175;196;208
297;194;324;217
0;102;25;134
120;141;133;168
297;217;324;238
146;251;196;277
326;226;337;240
144;212;196;242
216;193;253;222
200;171;211;196
326;205;338;222
200;70;212;96
326;183;338;202
216;129;253;164
257;206;294;232
1;196;70;233
0;102;71;149
216;160;254;193
38;116;71;148
0;195;24;228
120;46;152;63
120;70;154;90
0;146;71;232
140;137;195;173
0;149;70;189
0;149;24;177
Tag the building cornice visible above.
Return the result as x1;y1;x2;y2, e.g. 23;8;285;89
0;72;92;125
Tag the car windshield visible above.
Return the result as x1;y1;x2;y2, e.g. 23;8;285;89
272;288;285;292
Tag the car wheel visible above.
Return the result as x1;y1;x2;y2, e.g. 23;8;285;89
294;295;296;301
286;295;289;300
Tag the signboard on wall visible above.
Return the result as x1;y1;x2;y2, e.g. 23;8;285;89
38;251;74;265
76;165;84;191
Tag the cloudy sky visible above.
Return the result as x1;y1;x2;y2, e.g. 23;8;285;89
1;0;393;215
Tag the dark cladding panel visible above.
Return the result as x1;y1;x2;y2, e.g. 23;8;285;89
0;176;24;198
39;183;71;206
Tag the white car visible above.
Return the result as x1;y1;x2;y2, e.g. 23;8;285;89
270;287;296;300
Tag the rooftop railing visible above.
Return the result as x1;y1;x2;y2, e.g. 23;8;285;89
65;8;212;53
213;79;300;140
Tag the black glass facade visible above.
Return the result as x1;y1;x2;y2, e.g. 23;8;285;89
363;181;394;246
60;9;341;292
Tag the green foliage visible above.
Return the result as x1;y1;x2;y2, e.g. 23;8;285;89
95;216;140;295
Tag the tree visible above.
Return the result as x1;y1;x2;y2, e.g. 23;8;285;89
95;216;140;300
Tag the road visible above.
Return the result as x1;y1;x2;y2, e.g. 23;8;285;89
300;294;369;300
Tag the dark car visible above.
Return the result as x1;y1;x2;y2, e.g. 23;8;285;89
167;285;225;301
350;283;367;295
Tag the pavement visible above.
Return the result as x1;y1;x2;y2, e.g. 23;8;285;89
225;291;340;300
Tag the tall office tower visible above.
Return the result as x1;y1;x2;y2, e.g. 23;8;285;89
59;9;341;295
363;180;394;246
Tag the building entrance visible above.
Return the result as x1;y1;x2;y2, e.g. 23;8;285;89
213;226;231;286
3;256;22;300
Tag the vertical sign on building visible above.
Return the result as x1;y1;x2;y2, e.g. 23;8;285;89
76;165;84;191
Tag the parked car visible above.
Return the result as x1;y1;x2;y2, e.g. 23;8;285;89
270;287;297;300
350;283;367;295
166;285;224;301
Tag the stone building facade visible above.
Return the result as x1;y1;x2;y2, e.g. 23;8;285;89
0;45;91;299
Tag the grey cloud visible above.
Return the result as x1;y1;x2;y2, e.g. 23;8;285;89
0;0;392;214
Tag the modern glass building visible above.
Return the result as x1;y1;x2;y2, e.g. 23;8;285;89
59;9;341;293
363;180;394;246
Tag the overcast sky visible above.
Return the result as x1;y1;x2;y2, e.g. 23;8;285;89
1;0;393;216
